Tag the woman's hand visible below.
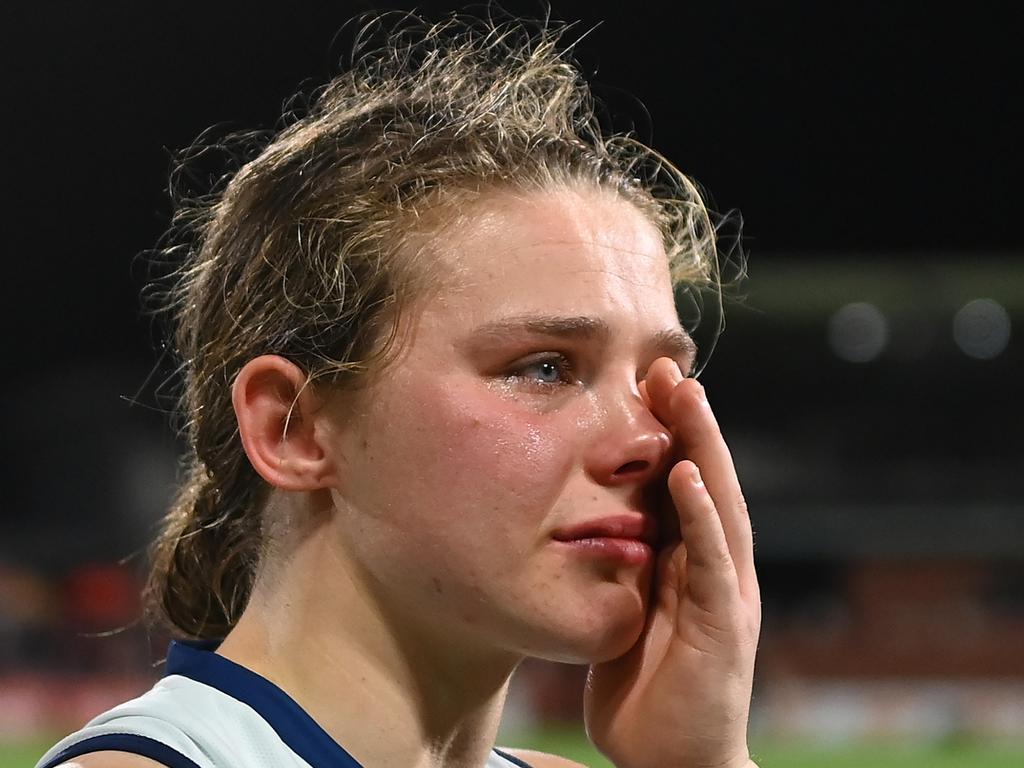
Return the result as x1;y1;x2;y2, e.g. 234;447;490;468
584;357;761;768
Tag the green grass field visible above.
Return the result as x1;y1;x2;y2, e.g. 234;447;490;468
507;726;1024;768
7;730;1023;767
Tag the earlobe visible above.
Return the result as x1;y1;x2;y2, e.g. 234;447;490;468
232;355;337;491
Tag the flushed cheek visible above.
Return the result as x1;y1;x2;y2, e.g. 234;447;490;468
347;380;580;616
398;383;577;530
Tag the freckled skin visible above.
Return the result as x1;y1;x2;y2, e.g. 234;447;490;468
326;187;682;664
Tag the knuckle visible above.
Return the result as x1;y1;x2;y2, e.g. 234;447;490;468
669;377;705;411
734;493;750;518
712;546;735;571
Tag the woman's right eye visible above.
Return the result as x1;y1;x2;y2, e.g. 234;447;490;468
505;353;577;389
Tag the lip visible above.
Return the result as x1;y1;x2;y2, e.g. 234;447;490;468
551;514;659;547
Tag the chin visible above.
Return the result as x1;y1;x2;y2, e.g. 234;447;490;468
544;620;645;665
535;588;649;664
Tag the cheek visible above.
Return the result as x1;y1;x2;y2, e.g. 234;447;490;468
428;384;572;511
364;379;577;533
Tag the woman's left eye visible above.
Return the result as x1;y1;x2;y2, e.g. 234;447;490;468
507;354;576;388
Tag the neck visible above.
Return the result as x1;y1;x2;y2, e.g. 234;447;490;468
217;505;521;768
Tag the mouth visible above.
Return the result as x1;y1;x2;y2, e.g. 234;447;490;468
551;514;660;547
550;516;657;567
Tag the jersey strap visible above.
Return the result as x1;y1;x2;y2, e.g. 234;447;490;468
167;641;534;768
166;641;363;767
37;733;202;768
492;747;536;767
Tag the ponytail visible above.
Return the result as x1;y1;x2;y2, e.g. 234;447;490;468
145;453;266;639
143;12;722;640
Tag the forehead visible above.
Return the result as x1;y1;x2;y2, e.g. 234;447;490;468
433;187;678;323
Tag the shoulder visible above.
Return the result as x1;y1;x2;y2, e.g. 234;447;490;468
54;747;589;768
51;754;169;768
500;747;591;768
35;674;239;768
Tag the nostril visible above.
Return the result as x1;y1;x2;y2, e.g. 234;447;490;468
614;460;649;477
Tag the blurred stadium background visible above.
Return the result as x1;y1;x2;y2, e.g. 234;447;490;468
2;1;1021;766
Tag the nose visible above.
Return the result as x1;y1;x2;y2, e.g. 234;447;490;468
583;385;673;487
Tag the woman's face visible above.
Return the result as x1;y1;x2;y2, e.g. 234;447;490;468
327;187;694;663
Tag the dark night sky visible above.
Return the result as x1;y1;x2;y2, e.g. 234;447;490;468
2;2;1022;568
4;1;1021;369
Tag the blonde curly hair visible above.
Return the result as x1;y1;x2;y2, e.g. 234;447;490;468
146;11;721;640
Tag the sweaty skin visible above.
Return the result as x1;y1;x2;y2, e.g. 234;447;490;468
58;187;759;768
586;357;760;768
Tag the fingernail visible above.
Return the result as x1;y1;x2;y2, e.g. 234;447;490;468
690;464;704;488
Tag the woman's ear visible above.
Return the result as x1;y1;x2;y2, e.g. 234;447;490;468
232;355;337;491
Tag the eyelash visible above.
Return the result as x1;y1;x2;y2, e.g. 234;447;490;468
506;353;577;389
503;353;693;391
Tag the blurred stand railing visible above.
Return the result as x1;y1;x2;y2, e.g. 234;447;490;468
2;254;1021;743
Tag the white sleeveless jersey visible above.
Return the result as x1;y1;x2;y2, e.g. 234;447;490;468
36;641;533;768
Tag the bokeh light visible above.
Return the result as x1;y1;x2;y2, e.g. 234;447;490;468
953;298;1011;360
828;302;889;363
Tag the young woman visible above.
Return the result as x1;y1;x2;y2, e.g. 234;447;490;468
38;13;760;768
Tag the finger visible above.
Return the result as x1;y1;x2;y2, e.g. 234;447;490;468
643;357;683;430
667;379;757;601
654;539;685;613
666;460;740;616
643;357;756;599
638;379;652;411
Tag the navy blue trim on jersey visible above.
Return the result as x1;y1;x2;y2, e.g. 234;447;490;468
492;747;536;767
166;640;363;768
166;641;533;768
37;733;202;768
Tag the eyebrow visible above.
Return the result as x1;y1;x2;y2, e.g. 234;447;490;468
651;327;699;374
460;313;697;373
